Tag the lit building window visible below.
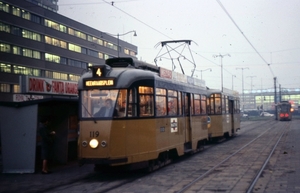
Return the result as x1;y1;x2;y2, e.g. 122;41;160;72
22;29;41;41
21;9;30;20
13;46;21;55
13;85;20;93
33;51;41;59
68;43;81;53
0;2;10;13
44;19;62;31
12;6;21;17
0;63;11;73
0;84;10;93
69;74;80;82
0;43;10;53
13;65;40;76
0;22;10;33
22;48;32;57
45;53;60;63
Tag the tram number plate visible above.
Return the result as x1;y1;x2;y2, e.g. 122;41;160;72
90;131;99;138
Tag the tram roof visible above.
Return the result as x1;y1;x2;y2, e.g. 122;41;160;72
78;65;207;94
78;57;209;94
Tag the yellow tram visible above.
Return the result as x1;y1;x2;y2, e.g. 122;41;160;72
207;89;240;140
77;57;209;171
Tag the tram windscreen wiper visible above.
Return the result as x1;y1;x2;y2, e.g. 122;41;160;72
81;103;97;123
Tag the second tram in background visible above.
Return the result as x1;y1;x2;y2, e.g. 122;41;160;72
207;89;240;140
277;101;293;121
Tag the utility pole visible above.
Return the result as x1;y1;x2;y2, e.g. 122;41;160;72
236;67;249;112
274;77;277;120
246;76;256;93
213;54;230;92
232;75;236;90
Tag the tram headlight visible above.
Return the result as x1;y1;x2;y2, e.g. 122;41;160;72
89;139;99;148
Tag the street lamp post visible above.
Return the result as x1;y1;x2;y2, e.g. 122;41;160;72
213;53;230;92
193;68;212;80
116;30;137;57
232;75;236;90
236;67;249;111
246;75;256;93
200;68;212;80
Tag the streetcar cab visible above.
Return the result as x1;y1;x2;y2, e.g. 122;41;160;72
77;57;209;171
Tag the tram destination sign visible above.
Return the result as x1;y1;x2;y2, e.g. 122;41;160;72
84;79;115;87
20;76;78;96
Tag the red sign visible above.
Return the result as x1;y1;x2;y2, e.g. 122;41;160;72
22;76;78;96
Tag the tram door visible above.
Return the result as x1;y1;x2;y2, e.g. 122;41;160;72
183;93;192;149
228;99;234;134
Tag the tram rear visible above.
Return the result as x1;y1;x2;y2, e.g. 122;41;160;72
207;89;240;140
277;101;292;121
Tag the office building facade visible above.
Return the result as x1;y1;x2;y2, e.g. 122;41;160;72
0;0;138;102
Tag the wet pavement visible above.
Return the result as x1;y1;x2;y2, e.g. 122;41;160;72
0;120;300;193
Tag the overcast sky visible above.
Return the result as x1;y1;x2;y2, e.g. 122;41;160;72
58;0;300;93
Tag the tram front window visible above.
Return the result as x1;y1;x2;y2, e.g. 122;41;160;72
81;89;127;118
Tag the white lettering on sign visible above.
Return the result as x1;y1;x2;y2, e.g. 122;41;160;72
85;80;114;86
96;68;102;76
13;94;44;102
24;76;78;96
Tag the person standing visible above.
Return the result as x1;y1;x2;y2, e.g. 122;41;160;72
39;118;55;174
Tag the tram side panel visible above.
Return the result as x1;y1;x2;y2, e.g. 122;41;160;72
190;116;208;149
208;115;224;138
164;117;185;156
234;113;241;131
125;119;158;163
223;114;233;137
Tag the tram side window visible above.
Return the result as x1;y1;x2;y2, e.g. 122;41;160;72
190;94;194;115
215;94;221;114
225;96;229;113
222;95;226;114
116;89;127;118
178;91;182;115
207;97;213;114
139;86;154;117
184;94;189;115
128;88;138;117
194;94;201;115
200;95;207;114
168;90;178;116
156;88;167;116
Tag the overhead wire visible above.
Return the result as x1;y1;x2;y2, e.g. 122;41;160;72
100;0;249;89
101;0;173;40
215;0;276;78
72;0;282;89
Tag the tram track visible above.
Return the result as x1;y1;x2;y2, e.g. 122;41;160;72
91;120;282;193
175;120;290;193
41;120;290;193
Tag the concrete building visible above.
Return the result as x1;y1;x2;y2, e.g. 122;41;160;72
0;0;138;102
0;0;138;172
26;0;59;12
242;88;300;114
